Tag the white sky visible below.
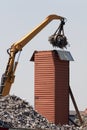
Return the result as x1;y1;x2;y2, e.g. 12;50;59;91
0;0;87;111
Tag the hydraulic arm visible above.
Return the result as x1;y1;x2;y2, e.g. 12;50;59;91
0;14;65;96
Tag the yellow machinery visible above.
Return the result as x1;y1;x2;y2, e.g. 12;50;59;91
0;14;67;96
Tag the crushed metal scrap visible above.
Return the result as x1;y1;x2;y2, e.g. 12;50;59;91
0;95;60;129
0;95;86;130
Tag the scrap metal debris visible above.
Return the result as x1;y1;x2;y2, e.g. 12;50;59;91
0;95;86;130
0;95;60;129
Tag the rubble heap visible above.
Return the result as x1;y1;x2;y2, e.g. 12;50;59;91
0;95;85;130
0;95;61;129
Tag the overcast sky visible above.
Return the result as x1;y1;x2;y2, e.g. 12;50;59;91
0;0;87;111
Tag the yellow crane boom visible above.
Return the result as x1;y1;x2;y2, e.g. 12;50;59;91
0;14;64;96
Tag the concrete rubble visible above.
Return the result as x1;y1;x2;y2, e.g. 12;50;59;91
0;95;86;130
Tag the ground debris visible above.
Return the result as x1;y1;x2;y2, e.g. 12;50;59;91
0;95;85;129
0;95;58;129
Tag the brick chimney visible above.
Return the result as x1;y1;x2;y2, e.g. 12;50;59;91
30;50;73;125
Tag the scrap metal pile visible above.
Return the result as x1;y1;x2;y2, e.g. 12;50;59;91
0;95;62;129
0;95;86;130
